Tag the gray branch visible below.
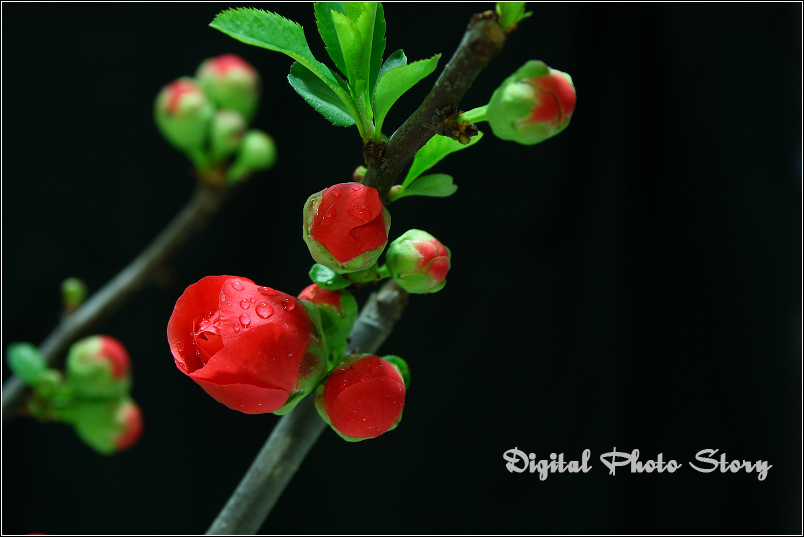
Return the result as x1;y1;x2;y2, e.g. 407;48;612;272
206;280;408;535
2;183;226;423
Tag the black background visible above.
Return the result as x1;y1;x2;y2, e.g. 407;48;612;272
2;2;801;535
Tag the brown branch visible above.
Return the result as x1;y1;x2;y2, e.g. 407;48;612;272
362;10;507;201
2;182;227;423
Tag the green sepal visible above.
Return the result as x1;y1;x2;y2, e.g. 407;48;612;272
7;342;46;387
382;355;410;389
288;62;356;126
309;263;352;290
388;173;458;202
344;262;382;284
403;132;483;188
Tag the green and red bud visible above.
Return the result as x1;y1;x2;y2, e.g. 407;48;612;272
196;54;261;122
314;354;406;442
486;60;576;146
209;109;247;163
298;284;358;365
72;397;143;455
226;129;277;183
65;335;131;400
386;229;451;294
154;77;215;155
303;183;391;274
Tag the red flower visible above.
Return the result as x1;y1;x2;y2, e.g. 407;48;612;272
303;183;391;274
315;354;406;441
167;275;328;414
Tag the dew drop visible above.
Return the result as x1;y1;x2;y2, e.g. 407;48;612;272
231;280;245;291
318;206;336;227
176;341;183;351
212;317;221;329
282;298;295;311
249;296;256;304
240;299;250;310
258;286;278;296
332;187;342;197
351;184;362;191
233;323;241;333
239;313;251;327
348;204;372;222
219;292;226;302
255;303;274;319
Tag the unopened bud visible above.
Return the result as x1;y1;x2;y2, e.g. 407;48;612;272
72;397;143;455
154;77;215;154
196;54;261;122
66;335;131;400
226;130;277;183
386;229;451;294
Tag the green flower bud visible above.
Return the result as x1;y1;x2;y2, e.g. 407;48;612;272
386;229;451;294
7;342;46;386
226;130;277;183
61;277;88;312
154;77;215;157
66;335;131;400
486;60;576;145
209;109;247;163
196;54;261;122
72;397;143;455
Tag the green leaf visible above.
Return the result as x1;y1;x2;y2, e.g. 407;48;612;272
496;2;532;31
375;49;406;90
390;174;458;202
368;3;386;94
403;131;484;187
288;63;356;126
7;342;46;386
210;8;351;104
309;264;352;290
314;3;348;76
331;10;363;83
373;53;441;135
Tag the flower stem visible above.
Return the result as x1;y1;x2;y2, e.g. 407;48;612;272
1;182;228;423
362;10;507;201
458;104;489;125
205;280;408;535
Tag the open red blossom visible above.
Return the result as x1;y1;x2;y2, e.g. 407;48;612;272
315;354;406;441
303;183;391;274
167;275;328;414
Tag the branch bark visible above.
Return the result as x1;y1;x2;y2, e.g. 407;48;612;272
205;280;408;535
2;182;226;423
362;10;506;201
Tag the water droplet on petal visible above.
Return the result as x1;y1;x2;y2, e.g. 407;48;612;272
332;187;342;197
318;206;336;227
233;323;240;333
282;298;295;311
176;341;183;350
258;286;278;296
348;204;372;222
219;292;226;302
240;299;250;310
249;296;256;304
239;313;251;327
231;280;245;291
351;184;362;191
213;317;221;329
256;303;274;319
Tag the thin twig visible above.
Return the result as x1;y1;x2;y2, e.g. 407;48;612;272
2;182;227;423
362;10;507;201
206;280;408;535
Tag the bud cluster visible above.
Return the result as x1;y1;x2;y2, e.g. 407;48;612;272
154;54;276;186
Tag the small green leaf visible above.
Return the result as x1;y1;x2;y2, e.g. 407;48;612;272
373;53;441;135
375;49;406;90
368;3;386;94
314;2;348;75
403;131;484;187
331;10;363;83
7;342;47;386
309;264;352;290
390;174;458;202
496;2;532;31
288;62;356;126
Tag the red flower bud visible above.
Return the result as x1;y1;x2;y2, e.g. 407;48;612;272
303;183;391;274
154;77;215;153
314;354;406;441
487;60;576;146
196;54;261;121
72;397;143;455
167;275;328;414
66;335;132;399
386;229;451;294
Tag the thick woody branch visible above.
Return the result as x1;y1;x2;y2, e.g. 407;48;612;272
2;183;226;423
363;10;506;201
206;280;408;535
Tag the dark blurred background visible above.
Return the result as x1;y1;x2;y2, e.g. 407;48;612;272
2;2;801;534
